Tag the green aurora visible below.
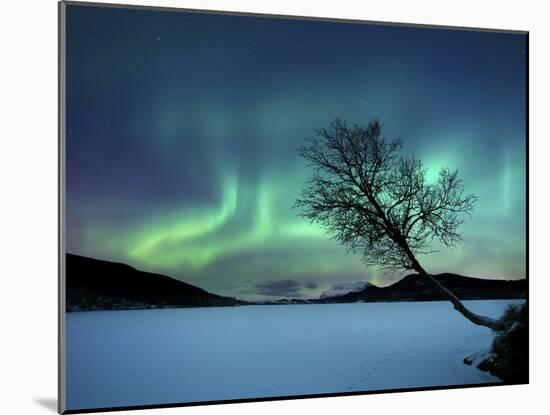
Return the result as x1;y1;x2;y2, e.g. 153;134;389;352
66;6;526;300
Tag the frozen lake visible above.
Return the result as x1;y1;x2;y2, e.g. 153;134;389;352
65;300;521;411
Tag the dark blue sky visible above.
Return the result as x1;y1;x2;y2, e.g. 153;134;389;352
66;4;526;300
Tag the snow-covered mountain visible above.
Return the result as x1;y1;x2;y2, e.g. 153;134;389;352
319;282;371;299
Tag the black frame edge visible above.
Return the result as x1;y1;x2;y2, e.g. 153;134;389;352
58;1;67;414
62;0;528;35
63;381;527;414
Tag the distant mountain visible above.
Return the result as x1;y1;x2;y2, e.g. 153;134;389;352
314;273;526;303
65;254;527;311
65;254;245;311
319;282;371;299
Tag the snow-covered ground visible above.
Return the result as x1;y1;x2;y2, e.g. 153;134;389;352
65;300;522;411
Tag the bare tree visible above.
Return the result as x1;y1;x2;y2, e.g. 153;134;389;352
295;118;503;330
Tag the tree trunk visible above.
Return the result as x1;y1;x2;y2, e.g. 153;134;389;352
419;271;504;331
399;241;504;331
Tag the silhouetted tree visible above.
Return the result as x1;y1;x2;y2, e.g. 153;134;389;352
295;118;503;330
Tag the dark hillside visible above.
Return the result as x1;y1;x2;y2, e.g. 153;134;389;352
315;273;526;303
66;254;245;311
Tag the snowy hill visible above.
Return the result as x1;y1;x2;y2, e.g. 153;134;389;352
319;282;371;299
316;273;527;303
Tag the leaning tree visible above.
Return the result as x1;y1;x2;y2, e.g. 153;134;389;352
295;118;503;330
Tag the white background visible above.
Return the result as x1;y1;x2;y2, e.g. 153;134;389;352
0;0;547;414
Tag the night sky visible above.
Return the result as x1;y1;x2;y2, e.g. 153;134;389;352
66;5;527;301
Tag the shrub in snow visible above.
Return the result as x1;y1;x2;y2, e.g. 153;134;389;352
465;302;527;383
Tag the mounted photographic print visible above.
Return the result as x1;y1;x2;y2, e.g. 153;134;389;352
58;1;528;413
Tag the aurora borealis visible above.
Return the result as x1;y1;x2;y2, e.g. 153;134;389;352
66;5;527;301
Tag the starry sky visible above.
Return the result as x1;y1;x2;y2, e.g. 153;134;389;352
65;4;527;301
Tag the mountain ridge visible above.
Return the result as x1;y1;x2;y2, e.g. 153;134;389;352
314;273;526;303
65;254;526;311
319;281;372;299
66;254;245;311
